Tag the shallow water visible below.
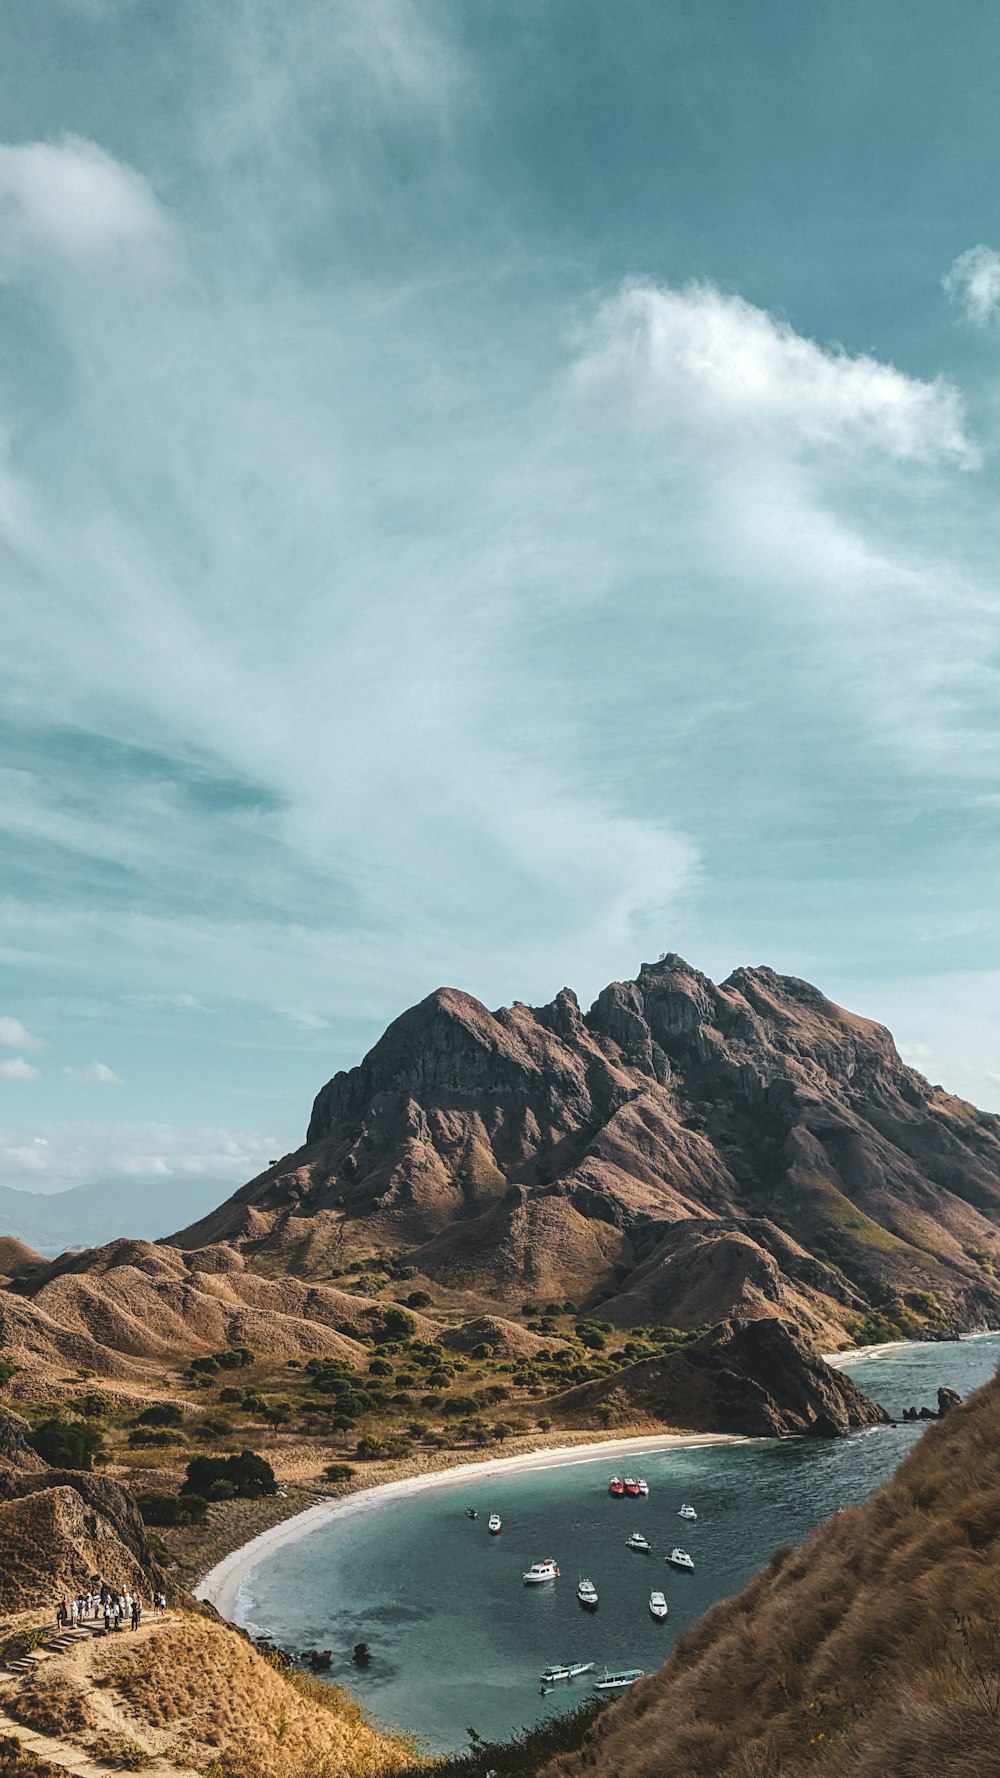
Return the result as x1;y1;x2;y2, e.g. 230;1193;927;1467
238;1334;1000;1754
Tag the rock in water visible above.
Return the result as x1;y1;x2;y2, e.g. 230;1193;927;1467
937;1386;962;1416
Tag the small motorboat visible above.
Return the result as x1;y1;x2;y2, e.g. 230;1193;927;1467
488;1513;502;1534
667;1547;695;1571
637;1478;649;1496
623;1475;641;1497
678;1503;697;1520
608;1476;625;1497
577;1578;598;1609
465;1507;478;1519
593;1667;644;1692
649;1590;668;1621
523;1558;560;1584
626;1531;651;1553
540;1661;595;1683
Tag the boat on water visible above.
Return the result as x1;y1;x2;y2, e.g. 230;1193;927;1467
540;1662;595;1682
637;1478;649;1496
608;1475;625;1497
594;1667;644;1692
577;1578;598;1609
523;1558;560;1584
465;1507;478;1519
488;1513;502;1534
678;1503;697;1520
626;1531;651;1552
623;1475;641;1496
667;1547;695;1571
649;1590;668;1621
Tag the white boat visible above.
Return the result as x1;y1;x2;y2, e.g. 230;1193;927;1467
626;1531;651;1552
488;1513;502;1534
540;1661;595;1682
667;1547;695;1571
465;1507;478;1519
593;1667;644;1692
577;1578;598;1608
649;1590;668;1621
523;1558;560;1584
637;1478;649;1496
678;1503;697;1520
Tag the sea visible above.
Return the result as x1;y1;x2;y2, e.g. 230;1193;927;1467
235;1334;1000;1754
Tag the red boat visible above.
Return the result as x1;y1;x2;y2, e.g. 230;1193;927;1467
623;1475;641;1497
608;1475;625;1497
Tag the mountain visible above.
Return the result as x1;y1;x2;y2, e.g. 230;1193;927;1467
172;954;1000;1346
0;1176;233;1257
543;1370;1000;1778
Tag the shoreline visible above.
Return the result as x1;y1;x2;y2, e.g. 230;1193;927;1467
196;1429;743;1624
824;1328;1000;1368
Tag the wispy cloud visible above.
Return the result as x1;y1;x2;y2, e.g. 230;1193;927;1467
0;1120;277;1189
0;1017;45;1052
944;245;1000;327
62;1060;123;1085
0;133;170;271
0;1058;40;1081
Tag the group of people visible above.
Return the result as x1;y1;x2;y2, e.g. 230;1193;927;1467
56;1583;167;1634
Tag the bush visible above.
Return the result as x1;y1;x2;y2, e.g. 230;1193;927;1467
213;1347;254;1369
405;1290;432;1308
323;1463;356;1482
368;1358;393;1377
136;1402;184;1428
470;1343;494;1360
356;1435;385;1459
136;1490;208;1527
0;1355;20;1389
190;1356;219;1375
181;1450;276;1499
375;1308;416;1344
30;1418;104;1471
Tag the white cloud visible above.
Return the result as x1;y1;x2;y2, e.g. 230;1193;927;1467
0;1121;279;1190
944;245;1000;328
0;1057;40;1081
62;1060;123;1085
573;279;977;467
0;134;168;267
0;1016;45;1052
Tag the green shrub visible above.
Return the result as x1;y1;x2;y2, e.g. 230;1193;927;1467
323;1462;357;1482
136;1402;184;1428
136;1490;208;1527
405;1290;432;1308
180;1450;276;1500
30;1418;104;1471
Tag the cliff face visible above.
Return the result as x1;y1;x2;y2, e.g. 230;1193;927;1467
542;1365;1000;1778
171;955;1000;1343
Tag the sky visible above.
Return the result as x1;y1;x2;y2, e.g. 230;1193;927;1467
4;0;1000;1200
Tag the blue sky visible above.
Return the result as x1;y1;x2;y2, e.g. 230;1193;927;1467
3;0;1000;1197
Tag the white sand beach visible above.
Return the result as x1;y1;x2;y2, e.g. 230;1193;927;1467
196;1430;742;1623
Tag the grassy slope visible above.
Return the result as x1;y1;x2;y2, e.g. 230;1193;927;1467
542;1371;1000;1778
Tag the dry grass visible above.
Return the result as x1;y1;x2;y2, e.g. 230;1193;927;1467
542;1370;1000;1778
92;1613;416;1778
8;1674;97;1739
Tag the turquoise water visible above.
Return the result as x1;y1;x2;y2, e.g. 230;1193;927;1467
239;1335;1000;1754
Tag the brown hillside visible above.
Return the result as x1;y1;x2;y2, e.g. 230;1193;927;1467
170;955;1000;1343
1;1240;434;1384
544;1365;1000;1778
0;1238;43;1282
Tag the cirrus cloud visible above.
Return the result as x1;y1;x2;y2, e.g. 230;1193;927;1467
0;1016;45;1052
0;1057;40;1081
62;1060;123;1086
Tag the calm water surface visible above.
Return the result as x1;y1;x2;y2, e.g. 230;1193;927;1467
239;1335;1000;1753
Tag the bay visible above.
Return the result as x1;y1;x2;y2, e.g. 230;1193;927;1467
237;1334;1000;1754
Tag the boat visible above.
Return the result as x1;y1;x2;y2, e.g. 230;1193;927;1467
608;1475;625;1497
465;1507;478;1519
523;1558;560;1584
540;1661;595;1683
488;1513;502;1534
637;1478;649;1496
623;1475;641;1496
649;1590;668;1621
626;1531;651;1552
593;1667;644;1692
678;1503;697;1520
577;1578;598;1609
667;1547;695;1571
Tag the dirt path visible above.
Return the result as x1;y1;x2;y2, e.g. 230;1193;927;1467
0;1616;202;1778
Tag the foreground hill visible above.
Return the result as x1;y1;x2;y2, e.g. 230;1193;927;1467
173;954;1000;1344
543;1365;1000;1778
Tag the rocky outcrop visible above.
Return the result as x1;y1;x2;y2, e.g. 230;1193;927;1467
167;953;1000;1346
550;1315;890;1438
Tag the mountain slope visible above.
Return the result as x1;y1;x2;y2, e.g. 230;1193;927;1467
172;955;1000;1343
542;1368;1000;1778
